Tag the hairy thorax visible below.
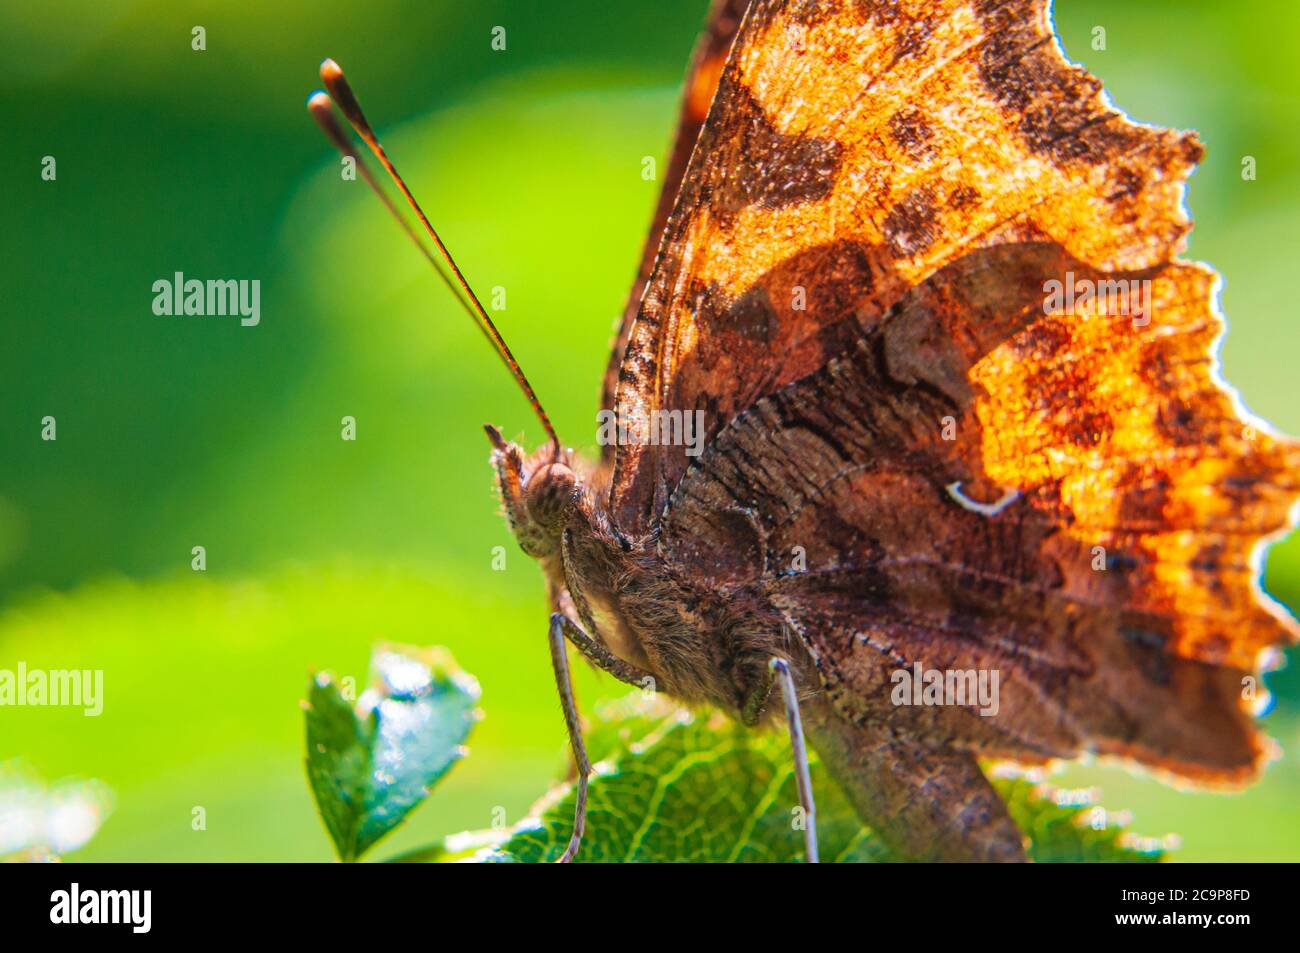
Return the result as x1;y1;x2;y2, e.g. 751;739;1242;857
568;516;794;715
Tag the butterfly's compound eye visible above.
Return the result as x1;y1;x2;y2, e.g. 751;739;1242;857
524;462;577;534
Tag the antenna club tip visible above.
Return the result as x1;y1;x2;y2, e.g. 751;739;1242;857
320;58;344;82
306;90;331;111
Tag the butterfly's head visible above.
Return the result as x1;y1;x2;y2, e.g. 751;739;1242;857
485;424;580;559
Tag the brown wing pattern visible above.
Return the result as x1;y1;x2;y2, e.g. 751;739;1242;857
599;0;751;438
609;0;1203;532
657;240;1300;784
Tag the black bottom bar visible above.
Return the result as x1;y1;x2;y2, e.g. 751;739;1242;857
1;861;1281;939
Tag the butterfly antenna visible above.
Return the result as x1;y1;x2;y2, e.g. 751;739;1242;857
315;58;560;452
307;91;486;343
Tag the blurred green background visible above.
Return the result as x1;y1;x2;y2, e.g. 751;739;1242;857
2;0;1299;861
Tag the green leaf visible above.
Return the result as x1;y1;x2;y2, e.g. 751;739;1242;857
304;644;480;862
436;694;1169;863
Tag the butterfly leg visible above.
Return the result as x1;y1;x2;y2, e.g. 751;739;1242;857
773;659;819;863
738;658;819;862
554;590;654;687
547;611;593;863
547;604;656;864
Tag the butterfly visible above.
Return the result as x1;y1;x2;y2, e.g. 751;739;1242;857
311;0;1300;862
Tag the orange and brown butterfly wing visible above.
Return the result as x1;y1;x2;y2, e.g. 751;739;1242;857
660;242;1300;787
600;0;750;441
609;0;1203;532
624;0;1298;814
